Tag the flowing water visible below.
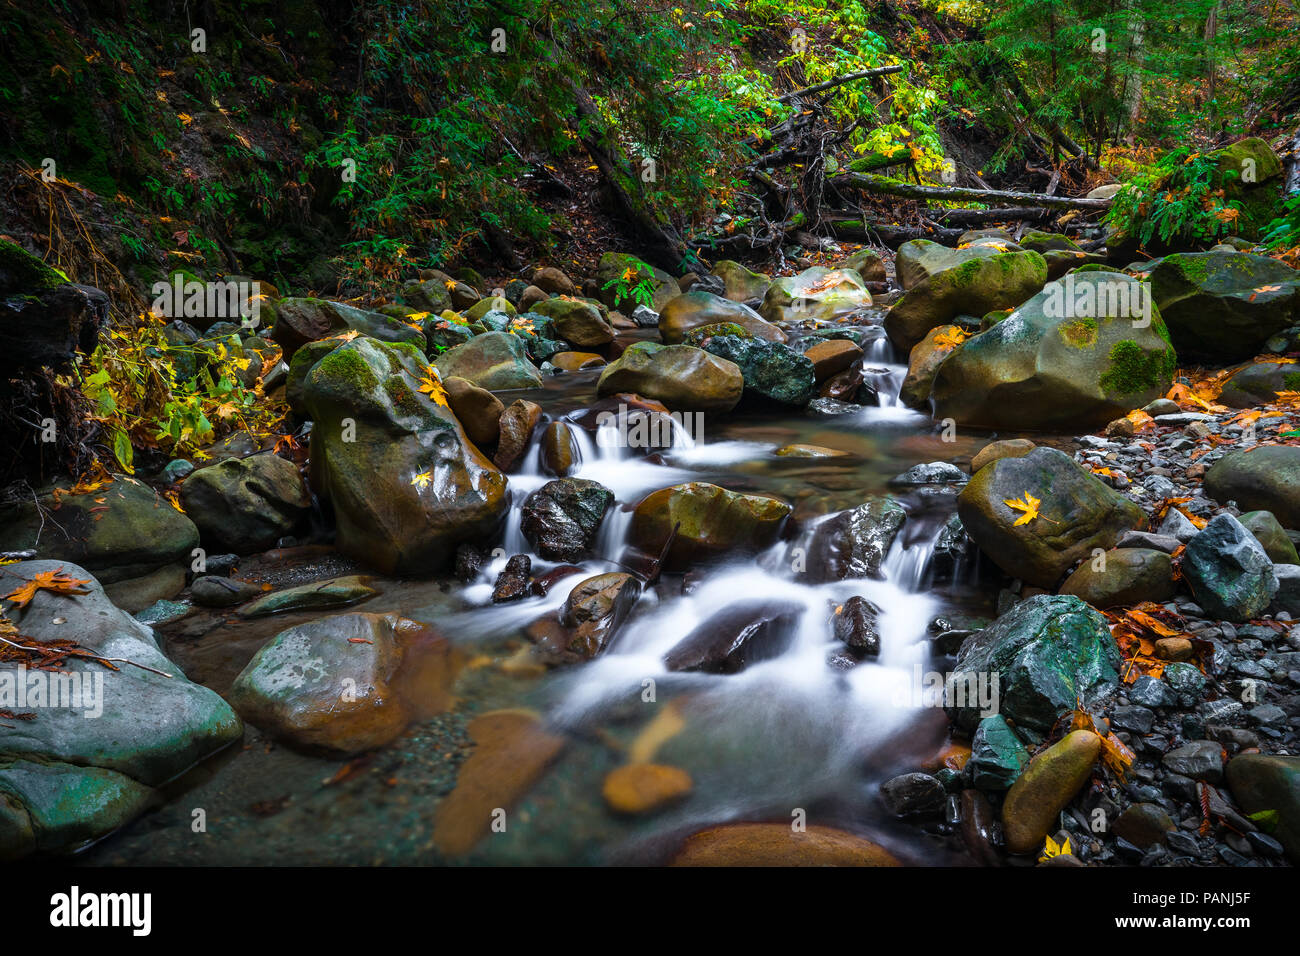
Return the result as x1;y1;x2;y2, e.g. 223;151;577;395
83;317;1014;867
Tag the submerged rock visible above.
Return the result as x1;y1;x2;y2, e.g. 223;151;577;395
602;763;692;815
236;574;378;618
228;611;454;755
671;822;899;866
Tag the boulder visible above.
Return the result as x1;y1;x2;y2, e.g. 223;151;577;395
531;266;576;296
699;335;816;406
597;342;743;413
929;273;1176;430
1059;548;1176;608
0;476;198;584
899;324;964;409
434;331;542;391
836;248;886;283
272;297;424;360
1001;730;1101;854
179;453;311;553
664;599;803;672
1239;511;1300;564
885;250;1047;352
297;336;508;573
803;339;862;381
708;260;772;302
630;482;791;569
1226;753;1300;863
1148;252;1299;362
658;292;787;344
759;267;872;324
494;399;543;472
957;447;1145;587
443;376;504;448
1218;361;1300;408
805;497;907;582
0;561;241;858
947;595;1121;734
520;478;614;561
970;438;1036;473
540;421;580;476
895;238;1007;291
560;572;642;659
1181;514;1279;622
1205;446;1300;528
0;240;106;371
529;297;614;347
228;611;453;755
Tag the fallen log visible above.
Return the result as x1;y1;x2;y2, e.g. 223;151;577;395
831;173;1112;211
824;217;964;247
919;206;1051;224
777;64;905;102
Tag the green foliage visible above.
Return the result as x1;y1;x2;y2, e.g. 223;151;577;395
601;256;658;309
1105;148;1241;247
1262;194;1300;252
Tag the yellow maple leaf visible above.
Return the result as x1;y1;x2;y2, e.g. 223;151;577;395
1003;492;1051;526
1038;834;1072;863
417;372;449;406
3;568;92;609
411;470;432;490
932;327;968;350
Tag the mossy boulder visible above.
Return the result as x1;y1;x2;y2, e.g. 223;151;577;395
885;250;1047;352
708;260;772;302
895;237;1016;291
434;331;543;390
0;476;198;583
0;239;106;370
930;273;1176;431
1059;548;1176;608
179;452;311;553
1218;361;1300;408
272;297;425;361
758;267;872;324
835;248;886;283
631;482;791;569
699;334;816;406
1017;231;1107;279
1205;445;1300;529
948;595;1121;735
298;336;508;573
597;342;743;412
1148;252;1300;362
957;447;1145;587
659;292;787;344
1209;137;1284;240
0;561;242;858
